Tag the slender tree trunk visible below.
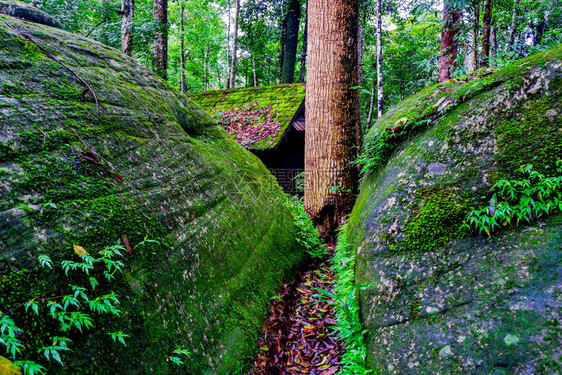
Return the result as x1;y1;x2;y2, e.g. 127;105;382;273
469;1;479;74
491;26;497;63
153;0;168;80
508;0;520;50
366;61;376;127
281;0;301;83
437;1;461;83
357;14;365;85
481;0;493;68
299;9;308;83
253;56;258;86
229;0;240;88
304;0;360;239
121;0;134;56
376;0;383;118
226;0;231;88
179;4;186;92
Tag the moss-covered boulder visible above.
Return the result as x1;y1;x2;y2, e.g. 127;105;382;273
0;0;62;29
348;45;562;374
0;11;306;374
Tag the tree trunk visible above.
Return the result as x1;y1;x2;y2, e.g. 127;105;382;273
121;0;134;56
281;0;301;83
481;0;493;68
508;0;520;50
304;0;360;239
366;61;376;127
253;56;258;86
226;0;231;88
299;8;308;83
153;0;168;80
229;0;240;88
179;4;186;93
376;0;383;118
469;1;479;74
437;1;461;83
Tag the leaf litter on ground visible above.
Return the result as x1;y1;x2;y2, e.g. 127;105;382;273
249;245;344;375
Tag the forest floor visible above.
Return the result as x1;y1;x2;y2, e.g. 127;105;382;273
248;245;344;375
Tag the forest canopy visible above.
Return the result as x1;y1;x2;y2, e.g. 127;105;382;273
19;0;562;123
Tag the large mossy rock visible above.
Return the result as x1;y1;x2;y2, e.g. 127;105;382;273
0;12;305;374
348;46;562;374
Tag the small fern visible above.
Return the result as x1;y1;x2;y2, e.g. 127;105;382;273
463;162;562;236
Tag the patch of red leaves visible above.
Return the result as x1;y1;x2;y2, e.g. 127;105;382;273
219;101;282;148
249;249;344;375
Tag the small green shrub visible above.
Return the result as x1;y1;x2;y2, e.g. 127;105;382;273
463;163;562;236
318;224;374;374
284;196;326;258
0;239;155;374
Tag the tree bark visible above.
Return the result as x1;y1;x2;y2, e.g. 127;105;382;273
299;8;308;83
366;61;376;127
179;4;186;92
121;0;134;56
376;0;383;118
437;1;461;83
281;0;301;84
226;0;231;88
469;1;479;74
304;0;360;239
481;0;493;68
229;0;240;88
507;0;520;50
153;0;168;80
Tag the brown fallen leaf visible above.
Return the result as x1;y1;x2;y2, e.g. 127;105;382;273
73;244;88;255
121;234;133;255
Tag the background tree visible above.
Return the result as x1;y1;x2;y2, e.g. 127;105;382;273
304;0;360;239
480;0;493;67
153;0;168;79
228;0;240;88
437;0;461;82
121;0;135;56
280;0;302;83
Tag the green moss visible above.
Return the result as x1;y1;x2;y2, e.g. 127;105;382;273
189;83;305;150
399;187;471;253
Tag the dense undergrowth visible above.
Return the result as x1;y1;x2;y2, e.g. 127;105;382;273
329;224;373;374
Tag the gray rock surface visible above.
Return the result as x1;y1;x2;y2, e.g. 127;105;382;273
348;45;562;374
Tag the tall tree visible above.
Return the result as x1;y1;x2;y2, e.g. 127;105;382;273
437;0;461;82
153;0;168;79
281;0;301;83
507;0;520;50
299;7;308;83
469;0;480;73
228;0;240;88
179;3;187;92
375;0;383;118
304;0;360;239
120;0;134;56
480;0;493;67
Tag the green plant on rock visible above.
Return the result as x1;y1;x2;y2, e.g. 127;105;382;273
284;196;326;258
463;163;562;236
0;240;155;374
